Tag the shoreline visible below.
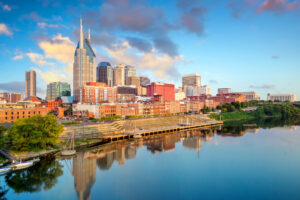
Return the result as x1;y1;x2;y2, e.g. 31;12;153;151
0;119;223;162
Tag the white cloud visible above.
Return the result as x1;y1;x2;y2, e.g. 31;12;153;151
34;68;69;84
2;5;11;11
37;22;59;29
0;23;12;35
12;54;23;60
26;52;55;67
103;41;183;80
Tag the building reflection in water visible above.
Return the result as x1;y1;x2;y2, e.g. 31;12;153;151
71;127;256;200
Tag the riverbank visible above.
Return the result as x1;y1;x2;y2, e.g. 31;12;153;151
1;114;222;161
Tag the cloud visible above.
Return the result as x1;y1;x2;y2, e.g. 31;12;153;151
21;12;45;22
228;0;300;17
250;84;276;89
272;55;279;59
103;41;183;79
12;54;24;60
153;36;178;57
0;23;12;35
26;52;55;67
126;36;152;53
177;0;207;36
37;22;59;29
27;34;75;85
0;81;44;93
256;0;300;13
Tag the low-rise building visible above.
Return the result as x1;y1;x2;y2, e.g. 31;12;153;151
267;93;296;102
237;91;260;101
147;82;175;101
0;107;49;123
218;88;232;94
175;91;186;101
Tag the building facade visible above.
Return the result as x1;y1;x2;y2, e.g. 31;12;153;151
124;65;136;85
140;77;150;87
73;18;96;102
25;70;36;98
126;76;140;87
113;63;125;86
218;88;232;94
146;82;175;101
237;91;260;101
0;107;48;123
76;82;117;104
0;93;10;103
96;62;114;87
46;82;71;101
267;94;296;102
185;85;211;97
10;93;23;103
182;73;201;88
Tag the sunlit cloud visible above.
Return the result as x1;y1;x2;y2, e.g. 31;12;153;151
0;23;12;36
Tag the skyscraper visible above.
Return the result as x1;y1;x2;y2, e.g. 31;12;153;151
182;73;201;88
124;65;136;85
140;76;150;87
25;70;36;98
113;63;125;86
46;82;71;101
73;18;96;102
97;62;114;86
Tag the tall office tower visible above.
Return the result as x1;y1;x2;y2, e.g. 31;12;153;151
182;73;201;88
25;70;36;98
113;63;125;86
124;65;136;85
46;82;71;101
73;18;96;102
96;62;114;86
140;76;150;87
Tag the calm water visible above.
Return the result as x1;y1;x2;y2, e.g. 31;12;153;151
1;118;300;200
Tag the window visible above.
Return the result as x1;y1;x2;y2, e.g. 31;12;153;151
5;112;7;115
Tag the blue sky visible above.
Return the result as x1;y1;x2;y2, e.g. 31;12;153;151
0;0;299;99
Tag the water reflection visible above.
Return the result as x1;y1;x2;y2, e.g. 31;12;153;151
3;117;300;200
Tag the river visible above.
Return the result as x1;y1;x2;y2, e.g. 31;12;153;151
1;117;300;200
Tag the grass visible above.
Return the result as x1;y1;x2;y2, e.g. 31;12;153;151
209;111;256;121
62;121;81;125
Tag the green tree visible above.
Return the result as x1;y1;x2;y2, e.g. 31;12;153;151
7;114;64;152
0;125;7;147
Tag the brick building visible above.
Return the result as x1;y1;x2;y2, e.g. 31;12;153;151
0;107;49;123
147;82;175;101
76;82;117;104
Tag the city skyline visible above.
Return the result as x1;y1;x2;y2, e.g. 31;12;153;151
0;0;299;99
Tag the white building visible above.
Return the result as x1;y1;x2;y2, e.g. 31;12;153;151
267;94;296;102
185;85;211;97
218;88;232;94
175;91;186;101
237;91;260;101
182;73;201;88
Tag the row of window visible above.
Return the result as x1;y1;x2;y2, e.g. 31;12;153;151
4;111;41;115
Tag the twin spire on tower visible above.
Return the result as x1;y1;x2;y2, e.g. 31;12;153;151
79;17;91;49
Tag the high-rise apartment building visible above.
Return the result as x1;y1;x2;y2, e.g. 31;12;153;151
267;94;296;102
46;82;71;101
182;73;201;88
124;65;136;85
218;88;232;94
73;18;96;102
96;62;114;87
113;63;125;86
25;70;36;98
140;77;150;87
